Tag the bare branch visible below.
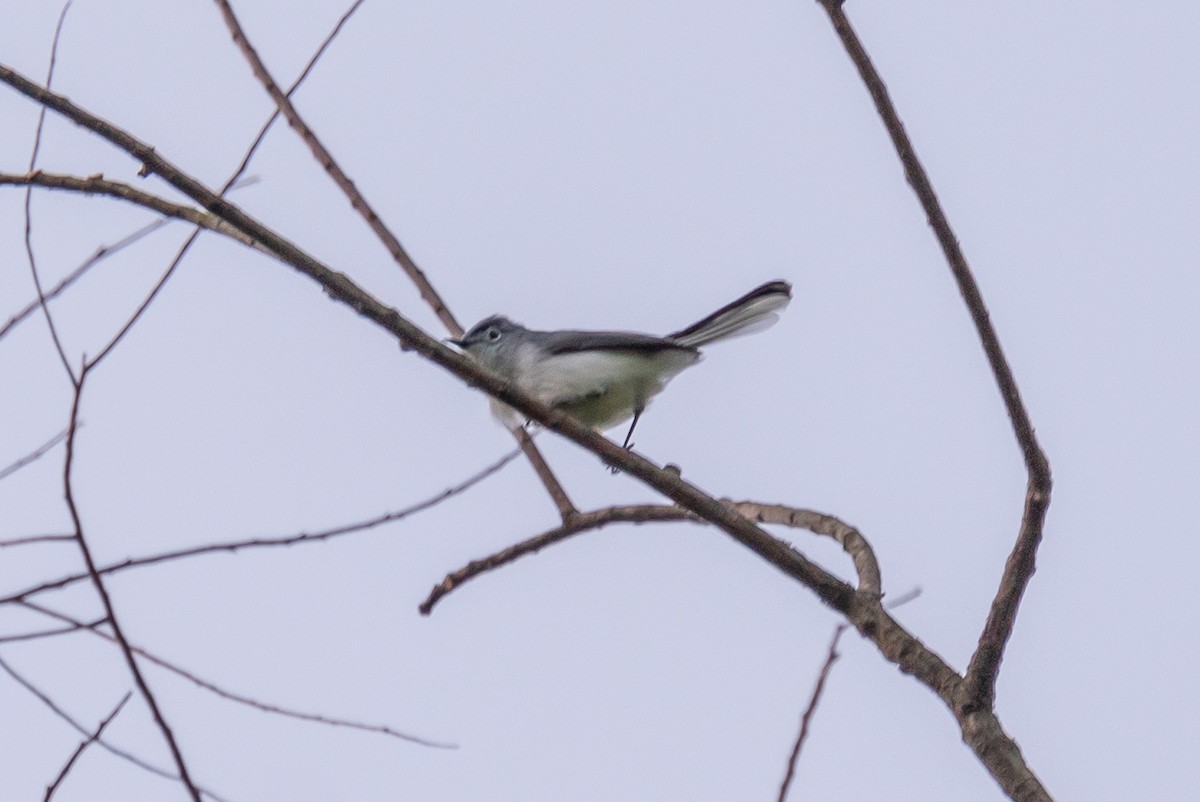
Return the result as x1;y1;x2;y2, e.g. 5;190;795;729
20;600;456;750
777;625;846;802
44;691;130;802
3;446;520;606
0;654;231;802
420;501;877;614
0;426;70;482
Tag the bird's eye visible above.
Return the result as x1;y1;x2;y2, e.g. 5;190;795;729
486;328;502;342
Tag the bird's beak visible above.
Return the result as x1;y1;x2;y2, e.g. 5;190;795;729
446;337;465;348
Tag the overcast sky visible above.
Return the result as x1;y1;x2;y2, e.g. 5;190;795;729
2;1;1198;800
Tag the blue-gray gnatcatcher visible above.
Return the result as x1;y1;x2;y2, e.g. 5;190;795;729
450;280;792;447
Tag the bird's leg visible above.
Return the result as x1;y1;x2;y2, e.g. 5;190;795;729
621;408;643;450
607;408;643;475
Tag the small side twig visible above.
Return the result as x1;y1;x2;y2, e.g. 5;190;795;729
777;624;846;802
513;427;578;519
0;426;71;482
44;691;131;802
0;533;75;548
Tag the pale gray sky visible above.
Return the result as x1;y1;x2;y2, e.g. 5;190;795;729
2;1;1197;800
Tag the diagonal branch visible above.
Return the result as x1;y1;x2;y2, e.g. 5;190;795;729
0;64;980;769
814;0;1052;713
0;67;852;611
513;427;577;518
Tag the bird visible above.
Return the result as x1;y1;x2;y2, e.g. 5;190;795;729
450;280;792;448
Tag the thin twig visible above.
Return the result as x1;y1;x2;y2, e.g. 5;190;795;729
777;625;846;802
44;691;131;802
20;600;456;749
0;218;168;343
61;365;203;802
0;655;231;802
23;0;76;382
0;616;104;645
513;427;577;518
3;445;520;606
0;426;71;482
0;533;75;548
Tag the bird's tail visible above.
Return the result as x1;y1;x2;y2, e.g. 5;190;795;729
667;280;792;348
